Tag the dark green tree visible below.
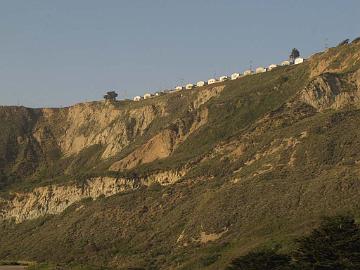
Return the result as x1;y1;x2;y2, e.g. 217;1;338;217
226;250;291;270
227;215;360;270
103;91;118;101
289;48;300;63
293;215;360;270
338;39;350;46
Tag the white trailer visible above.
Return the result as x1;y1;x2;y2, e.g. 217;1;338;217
281;60;290;66
144;93;152;99
231;73;241;80
255;67;266;73
243;70;253;76
268;64;278;71
196;81;207;87
294;57;304;64
208;78;217;85
219;76;229;82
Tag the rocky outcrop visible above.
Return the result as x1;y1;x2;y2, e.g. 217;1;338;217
34;101;167;159
110;107;209;171
300;73;360;111
110;129;177;170
32;86;224;162
0;177;135;223
0;168;187;223
140;169;187;186
191;85;225;110
109;86;224;171
309;44;360;78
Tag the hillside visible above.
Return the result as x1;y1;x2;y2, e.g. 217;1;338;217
1;40;360;269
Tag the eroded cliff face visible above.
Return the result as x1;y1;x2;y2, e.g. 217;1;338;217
300;71;360;111
109;85;224;171
0;83;227;223
34;101;167;159
110;106;210;170
309;43;360;78
0;168;187;223
0;177;135;223
31;84;225;163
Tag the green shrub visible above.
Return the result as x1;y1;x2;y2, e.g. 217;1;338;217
227;250;291;270
227;215;360;270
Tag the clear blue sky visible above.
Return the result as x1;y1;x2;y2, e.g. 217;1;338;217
0;0;359;108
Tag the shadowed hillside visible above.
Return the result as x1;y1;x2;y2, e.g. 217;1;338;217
1;40;360;269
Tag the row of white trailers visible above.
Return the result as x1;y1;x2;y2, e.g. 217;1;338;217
133;57;304;101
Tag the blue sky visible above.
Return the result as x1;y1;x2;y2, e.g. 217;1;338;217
0;0;359;108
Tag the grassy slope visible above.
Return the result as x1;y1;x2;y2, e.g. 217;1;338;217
1;42;360;269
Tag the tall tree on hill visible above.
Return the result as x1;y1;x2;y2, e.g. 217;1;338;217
289;48;300;63
337;39;350;46
104;91;118;101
